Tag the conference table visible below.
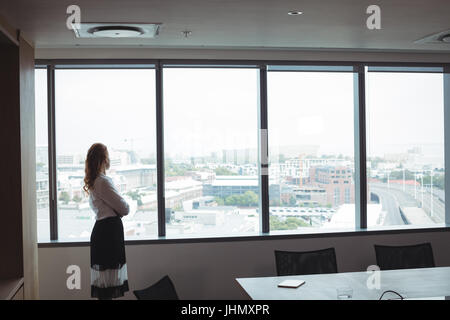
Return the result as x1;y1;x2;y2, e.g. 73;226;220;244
236;266;450;300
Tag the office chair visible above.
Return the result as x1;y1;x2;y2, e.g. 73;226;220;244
374;243;435;270
274;248;338;276
133;275;179;300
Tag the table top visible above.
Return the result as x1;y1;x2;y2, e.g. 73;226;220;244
236;267;450;300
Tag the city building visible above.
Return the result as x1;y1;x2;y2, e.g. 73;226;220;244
203;175;259;198
292;186;328;207
36;172;49;209
36;145;48;165
222;148;257;165
270;157;352;183
165;178;203;210
114;164;157;189
309;166;355;207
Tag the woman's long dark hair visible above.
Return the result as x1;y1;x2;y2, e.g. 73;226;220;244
83;143;109;194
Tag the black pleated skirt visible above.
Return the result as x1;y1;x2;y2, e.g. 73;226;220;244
90;216;129;299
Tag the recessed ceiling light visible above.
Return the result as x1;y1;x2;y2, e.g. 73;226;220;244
288;10;303;15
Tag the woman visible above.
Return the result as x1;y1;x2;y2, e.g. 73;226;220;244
83;143;130;300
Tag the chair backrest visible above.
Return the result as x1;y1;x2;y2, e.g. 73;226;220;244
374;243;435;271
133;275;179;300
274;248;338;276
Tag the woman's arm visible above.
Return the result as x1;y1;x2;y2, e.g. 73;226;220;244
97;176;130;216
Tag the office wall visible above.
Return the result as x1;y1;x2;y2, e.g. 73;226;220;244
39;230;450;299
35;47;450;299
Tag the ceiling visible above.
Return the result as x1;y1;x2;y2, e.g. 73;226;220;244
1;0;449;52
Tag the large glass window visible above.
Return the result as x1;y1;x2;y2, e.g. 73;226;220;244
268;70;356;231
55;69;157;240
366;71;445;227
163;67;260;237
34;62;448;242
35;68;50;242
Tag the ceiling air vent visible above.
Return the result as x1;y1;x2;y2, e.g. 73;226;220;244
72;23;162;38
415;29;450;44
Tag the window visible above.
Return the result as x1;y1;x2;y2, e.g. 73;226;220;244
366;70;445;227
34;61;449;243
268;69;356;230
35;68;50;242
163;67;260;237
54;69;157;240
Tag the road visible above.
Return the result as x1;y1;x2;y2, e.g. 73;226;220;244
369;185;405;225
369;182;445;225
386;183;444;223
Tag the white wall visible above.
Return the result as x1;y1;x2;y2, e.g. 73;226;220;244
39;230;450;299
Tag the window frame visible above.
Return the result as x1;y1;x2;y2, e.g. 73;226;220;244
35;59;450;245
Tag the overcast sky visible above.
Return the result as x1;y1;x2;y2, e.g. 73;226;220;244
35;68;444;164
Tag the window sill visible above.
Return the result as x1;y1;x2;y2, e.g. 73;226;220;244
37;223;450;248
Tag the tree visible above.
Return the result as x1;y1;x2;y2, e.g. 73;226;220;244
127;190;143;206
288;196;297;207
36;162;46;172
270;216;309;230
141;158;156;164
214;197;225;206
222;191;259;207
244;191;259;206
422;174;445;190
270;199;281;207
60;191;70;204
381;169;415;183
214;167;237;176
369;157;385;170
165;160;195;177
73;195;82;203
